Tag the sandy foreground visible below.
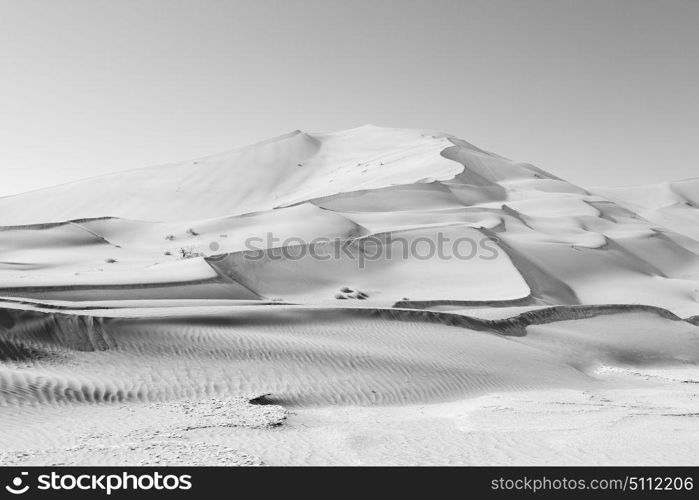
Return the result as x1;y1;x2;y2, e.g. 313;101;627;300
0;370;696;466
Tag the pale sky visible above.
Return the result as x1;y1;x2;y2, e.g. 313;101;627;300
1;0;697;197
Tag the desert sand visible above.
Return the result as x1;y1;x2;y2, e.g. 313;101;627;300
1;126;698;465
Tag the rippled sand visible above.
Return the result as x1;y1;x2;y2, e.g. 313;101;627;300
1;304;698;465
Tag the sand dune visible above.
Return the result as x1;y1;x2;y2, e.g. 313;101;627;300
1;126;698;465
2;126;698;314
593;179;699;241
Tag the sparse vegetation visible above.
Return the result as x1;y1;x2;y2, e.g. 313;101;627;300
187;228;200;237
335;287;370;300
165;235;175;241
178;247;203;259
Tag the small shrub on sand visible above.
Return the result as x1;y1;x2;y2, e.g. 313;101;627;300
178;247;203;259
335;287;370;300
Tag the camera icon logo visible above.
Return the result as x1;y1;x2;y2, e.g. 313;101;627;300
5;472;29;495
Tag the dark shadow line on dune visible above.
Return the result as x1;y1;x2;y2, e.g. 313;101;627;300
351;304;686;337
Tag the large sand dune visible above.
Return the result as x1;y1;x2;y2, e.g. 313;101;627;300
1;126;698;465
